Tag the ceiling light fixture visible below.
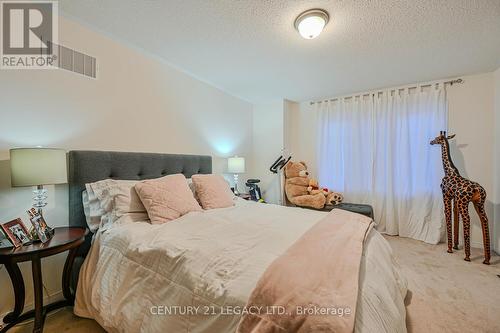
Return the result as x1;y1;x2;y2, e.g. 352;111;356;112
294;9;329;39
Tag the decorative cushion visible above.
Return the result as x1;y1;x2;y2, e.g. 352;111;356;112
135;174;202;224
191;174;235;209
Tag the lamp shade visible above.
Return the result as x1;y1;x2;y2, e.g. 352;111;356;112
10;148;67;187
228;156;245;174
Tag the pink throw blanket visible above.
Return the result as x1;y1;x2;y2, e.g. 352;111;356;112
237;209;373;333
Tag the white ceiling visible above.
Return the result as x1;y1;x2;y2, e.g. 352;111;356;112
60;0;500;103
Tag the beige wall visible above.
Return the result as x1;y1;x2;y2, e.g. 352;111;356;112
494;67;500;252
251;101;284;204
447;72;495;250
287;72;497;251
287;100;319;177
0;16;253;316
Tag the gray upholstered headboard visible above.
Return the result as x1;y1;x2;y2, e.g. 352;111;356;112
68;150;212;257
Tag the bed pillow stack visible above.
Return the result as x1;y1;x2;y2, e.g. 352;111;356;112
191;174;235;209
83;179;148;231
83;173;236;229
135;174;202;224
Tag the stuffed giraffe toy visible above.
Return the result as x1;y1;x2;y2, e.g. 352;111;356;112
430;131;490;264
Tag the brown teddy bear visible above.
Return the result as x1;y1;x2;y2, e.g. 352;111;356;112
307;178;322;195
284;161;326;209
308;179;344;206
326;191;344;206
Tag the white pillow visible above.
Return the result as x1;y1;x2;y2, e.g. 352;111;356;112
82;188;106;233
83;179;149;231
187;178;196;196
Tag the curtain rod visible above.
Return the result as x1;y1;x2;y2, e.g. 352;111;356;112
309;78;463;105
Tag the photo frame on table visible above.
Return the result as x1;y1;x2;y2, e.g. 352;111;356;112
27;208;51;243
1;218;32;248
0;228;14;249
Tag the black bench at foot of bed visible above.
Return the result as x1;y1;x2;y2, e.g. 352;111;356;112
302;203;374;219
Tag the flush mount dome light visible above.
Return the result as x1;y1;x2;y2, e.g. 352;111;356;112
294;9;329;39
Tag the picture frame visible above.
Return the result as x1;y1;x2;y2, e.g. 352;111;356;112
1;218;32;248
0;228;14;249
27;208;51;243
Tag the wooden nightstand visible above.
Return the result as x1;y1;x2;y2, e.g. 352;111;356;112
0;227;87;333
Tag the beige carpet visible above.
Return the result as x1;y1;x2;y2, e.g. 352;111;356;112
5;236;500;333
386;235;500;333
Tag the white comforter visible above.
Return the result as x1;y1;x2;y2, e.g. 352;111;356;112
75;199;407;333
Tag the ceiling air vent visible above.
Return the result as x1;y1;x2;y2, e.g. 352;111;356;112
49;42;97;79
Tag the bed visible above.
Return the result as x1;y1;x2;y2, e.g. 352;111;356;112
68;150;408;333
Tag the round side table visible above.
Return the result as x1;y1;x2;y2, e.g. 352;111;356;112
0;227;87;333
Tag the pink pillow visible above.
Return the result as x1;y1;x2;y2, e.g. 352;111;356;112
135;174;202;224
192;174;235;209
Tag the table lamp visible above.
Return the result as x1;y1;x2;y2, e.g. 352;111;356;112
228;156;245;195
10;148;67;233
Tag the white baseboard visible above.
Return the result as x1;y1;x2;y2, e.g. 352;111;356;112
0;289;64;323
470;240;484;250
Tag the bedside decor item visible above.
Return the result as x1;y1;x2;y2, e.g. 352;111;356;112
1;218;32;248
27;208;50;243
228;156;245;195
0;229;14;249
10;148;68;235
430;131;490;264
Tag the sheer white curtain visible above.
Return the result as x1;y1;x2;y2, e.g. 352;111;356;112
317;84;447;244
